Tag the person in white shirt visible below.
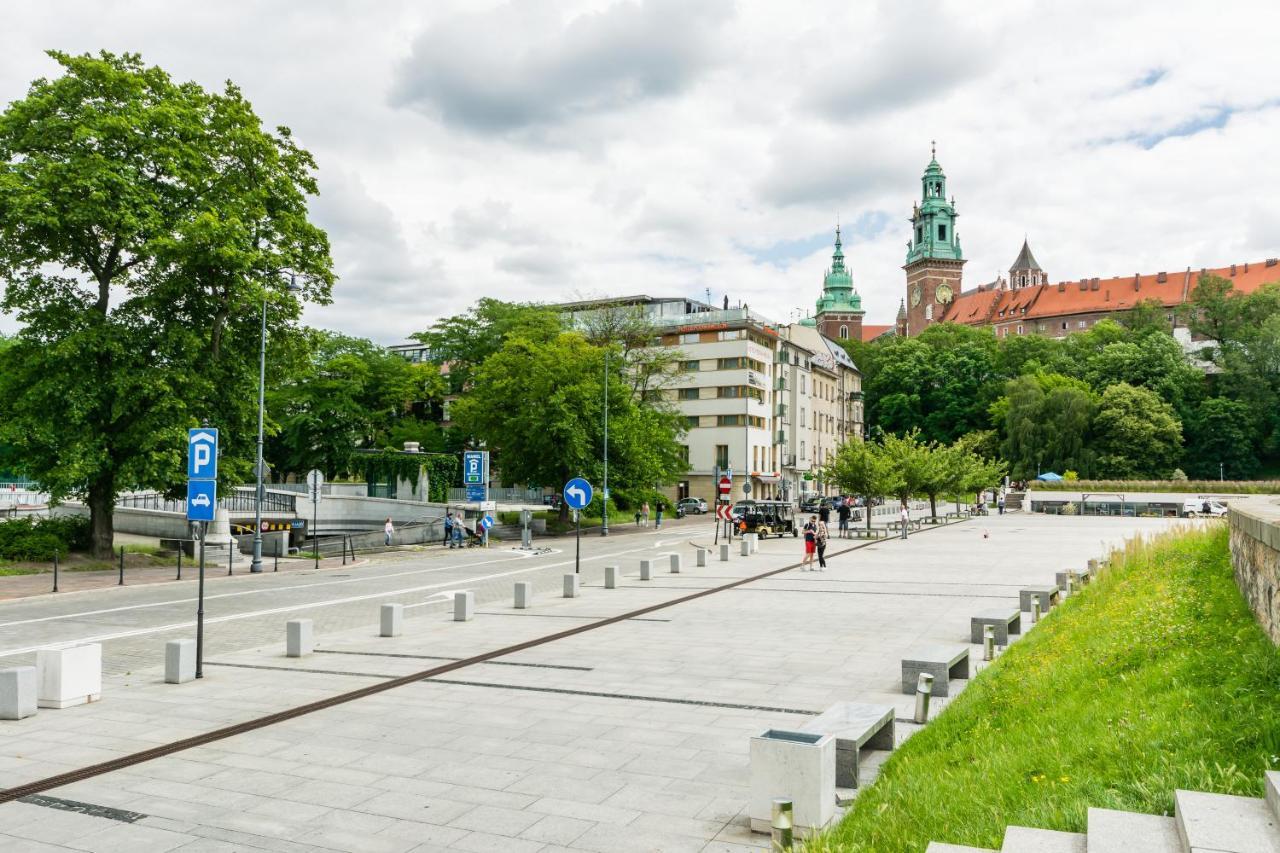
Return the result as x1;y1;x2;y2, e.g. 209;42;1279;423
384;517;394;546
899;504;909;540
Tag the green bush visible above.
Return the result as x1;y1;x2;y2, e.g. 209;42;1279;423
0;515;91;560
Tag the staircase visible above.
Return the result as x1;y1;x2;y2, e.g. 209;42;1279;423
1004;491;1026;512
926;770;1280;852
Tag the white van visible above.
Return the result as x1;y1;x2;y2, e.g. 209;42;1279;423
1183;499;1228;517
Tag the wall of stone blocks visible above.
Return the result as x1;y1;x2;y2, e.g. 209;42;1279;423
1228;500;1280;646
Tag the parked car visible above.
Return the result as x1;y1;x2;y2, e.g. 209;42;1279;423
677;497;708;515
800;496;822;513
1183;499;1228;517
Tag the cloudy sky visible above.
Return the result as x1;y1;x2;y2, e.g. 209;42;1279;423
2;1;1277;343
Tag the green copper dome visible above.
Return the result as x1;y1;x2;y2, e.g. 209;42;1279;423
906;142;964;264
815;226;863;315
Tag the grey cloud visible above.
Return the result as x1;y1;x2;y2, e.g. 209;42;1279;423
450;200;547;250
389;0;732;133
495;247;574;280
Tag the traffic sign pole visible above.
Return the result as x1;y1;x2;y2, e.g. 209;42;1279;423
562;478;594;575
196;521;206;679
575;509;581;575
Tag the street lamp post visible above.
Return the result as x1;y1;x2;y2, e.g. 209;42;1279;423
251;273;303;574
1220;462;1224;482
601;348;609;536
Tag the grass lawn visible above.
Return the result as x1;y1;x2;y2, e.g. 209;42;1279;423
0;548;172;576
809;524;1280;852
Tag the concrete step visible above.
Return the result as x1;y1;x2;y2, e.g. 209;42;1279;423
1000;825;1086;852
1267;772;1280;822
1175;788;1280;853
1087;807;1180;853
926;844;998;853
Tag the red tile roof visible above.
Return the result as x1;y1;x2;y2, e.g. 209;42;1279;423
860;324;894;341
940;260;1280;325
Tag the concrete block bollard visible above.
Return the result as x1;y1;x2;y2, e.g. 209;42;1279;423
286;620;313;657
380;603;404;637
36;644;101;708
748;533;760;554
514;582;533;609
604;566;619;589
720;543;731;561
640;559;653;581
0;666;37;720
696;548;708;567
454;591;475;621
164;639;196;684
669;553;682;573
563;574;580;598
741;539;750;557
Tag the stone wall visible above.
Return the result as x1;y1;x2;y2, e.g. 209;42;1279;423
1227;498;1280;645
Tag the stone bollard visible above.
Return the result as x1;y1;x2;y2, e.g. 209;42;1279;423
639;559;653;581
669;553;682;574
771;798;794;851
37;644;102;708
1087;558;1098;576
563;574;580;598
380;603;404;637
454;591;475;621
741;539;750;557
0;666;37;720
913;672;933;723
604;566;619;589
1032;598;1041;624
696;548;708;567
748;533;760;554
514;582;533;609
286;620;313;657
164;639;196;684
720;543;730;561
983;625;995;662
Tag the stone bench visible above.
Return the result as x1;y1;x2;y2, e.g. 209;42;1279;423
901;644;970;698
37;644;102;708
0;666;37;720
796;701;895;788
1019;586;1060;613
970;610;1021;645
1055;568;1091;590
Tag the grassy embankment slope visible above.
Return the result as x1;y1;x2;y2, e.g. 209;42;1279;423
811;524;1280;852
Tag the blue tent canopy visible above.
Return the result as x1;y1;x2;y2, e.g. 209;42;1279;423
1036;472;1064;481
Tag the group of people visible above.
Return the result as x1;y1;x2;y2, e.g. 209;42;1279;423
800;514;828;570
441;512;472;548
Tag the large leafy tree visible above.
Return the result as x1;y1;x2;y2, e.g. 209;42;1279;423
995;373;1096;480
823;439;902;531
414;298;562;394
1182;397;1259;480
1092;383;1183;478
0;52;333;556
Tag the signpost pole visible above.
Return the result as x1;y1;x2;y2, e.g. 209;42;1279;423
575;509;581;574
562;478;593;574
482;452;489;549
196;522;206;679
312;490;319;571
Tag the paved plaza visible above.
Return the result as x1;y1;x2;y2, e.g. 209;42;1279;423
0;513;1187;852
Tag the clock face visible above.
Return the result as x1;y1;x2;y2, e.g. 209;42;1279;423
910;285;922;307
936;284;954;304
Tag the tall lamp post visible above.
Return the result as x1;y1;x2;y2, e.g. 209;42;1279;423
601;348;609;536
251;273;303;574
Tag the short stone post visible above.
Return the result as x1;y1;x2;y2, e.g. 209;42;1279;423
749;730;835;836
720;543;730;561
380;604;404;637
913;672;933;723
514;582;533;608
748;533;760;554
604;566;619;589
37;644;101;708
0;667;37;720
639;559;653;581
983;625;995;662
696;548;708;567
286;620;313;657
741;539;750;556
669;553;682;573
563;574;580;598
164;639;196;684
454;591;475;621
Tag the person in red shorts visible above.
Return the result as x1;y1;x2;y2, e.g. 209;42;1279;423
801;516;817;570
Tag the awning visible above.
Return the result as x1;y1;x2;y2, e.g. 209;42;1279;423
752;474;781;484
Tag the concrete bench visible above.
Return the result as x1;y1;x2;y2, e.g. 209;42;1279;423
0;666;37;720
796;701;895;788
1055;568;1091;590
970;610;1021;645
901;644;970;698
1019;586;1060;613
37;644;102;708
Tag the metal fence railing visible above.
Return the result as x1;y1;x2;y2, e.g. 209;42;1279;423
116;487;297;514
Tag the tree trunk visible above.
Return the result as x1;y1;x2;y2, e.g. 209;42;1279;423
87;471;116;560
866;495;872;532
929;494;937;520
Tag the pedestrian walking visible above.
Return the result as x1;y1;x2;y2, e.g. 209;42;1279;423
452;518;465;548
634;509;642;526
384;517;394;546
443;512;453;546
900;504;910;540
802;516;817;569
815;517;829;570
818;502;830;525
641;501;650;528
837;501;851;538
655;504;663;529
997;494;1006;515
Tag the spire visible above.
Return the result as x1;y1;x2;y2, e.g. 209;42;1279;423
896;298;907;320
814;224;863;318
906;144;963;265
1009;238;1042;272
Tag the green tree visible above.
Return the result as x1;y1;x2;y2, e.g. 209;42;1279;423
1092;383;1183;478
414;298;562;394
823;440;902;532
997;373;1095;480
1183;397;1259;480
0;51;332;556
878;430;941;509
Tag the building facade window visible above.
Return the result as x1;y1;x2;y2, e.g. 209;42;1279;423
678;387;700;400
683;415;700;428
839;325;849;339
799;408;806;427
717;357;764;371
800;440;806;460
678;333;699;345
1016;324;1024;335
716;329;745;342
1078;320;1087;328
680;359;700;372
715;445;729;470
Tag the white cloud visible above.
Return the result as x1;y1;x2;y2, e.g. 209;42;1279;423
1;0;1278;343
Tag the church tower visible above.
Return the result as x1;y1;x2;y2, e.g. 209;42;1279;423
1008;238;1047;289
903;143;965;335
813;225;865;341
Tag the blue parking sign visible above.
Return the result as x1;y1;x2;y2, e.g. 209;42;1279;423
188;429;219;480
187;480;217;522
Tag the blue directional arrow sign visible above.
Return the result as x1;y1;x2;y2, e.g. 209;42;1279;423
187;480;217;522
187;429;219;480
563;478;593;511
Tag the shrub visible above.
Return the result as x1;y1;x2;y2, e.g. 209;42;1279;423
0;515;91;560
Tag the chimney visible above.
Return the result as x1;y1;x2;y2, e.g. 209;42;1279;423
1245;262;1250;272
1057;282;1065;293
1133;276;1139;291
1267;258;1278;267
1104;290;1110;301
1157;271;1167;283
1079;279;1088;291
1231;263;1237;276
1091;278;1100;291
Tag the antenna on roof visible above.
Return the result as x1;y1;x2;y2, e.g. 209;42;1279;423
931;139;936;158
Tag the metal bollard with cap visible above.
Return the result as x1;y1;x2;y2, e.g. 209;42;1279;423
983;624;995;661
1032;597;1041;623
913;672;933;723
770;798;793;851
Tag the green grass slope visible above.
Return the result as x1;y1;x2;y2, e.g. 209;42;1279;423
812;524;1280;851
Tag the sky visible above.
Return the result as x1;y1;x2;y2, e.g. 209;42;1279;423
2;0;1278;344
